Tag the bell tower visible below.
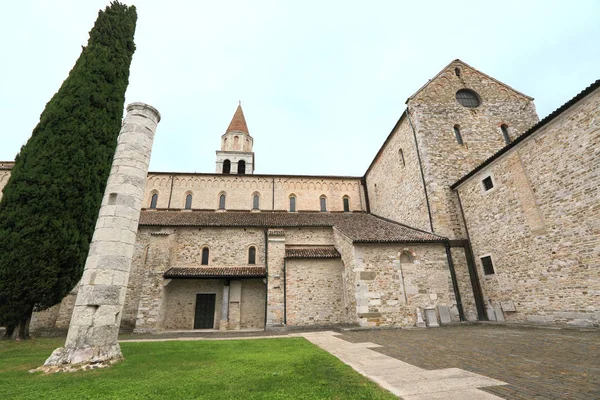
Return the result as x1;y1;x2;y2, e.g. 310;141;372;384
216;102;255;174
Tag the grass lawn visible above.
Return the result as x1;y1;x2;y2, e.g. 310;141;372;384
0;337;397;399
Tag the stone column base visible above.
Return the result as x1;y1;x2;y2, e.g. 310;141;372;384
32;344;123;374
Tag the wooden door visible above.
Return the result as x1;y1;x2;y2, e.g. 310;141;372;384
194;293;216;329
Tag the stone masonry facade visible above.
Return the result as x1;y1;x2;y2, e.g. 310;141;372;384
455;84;600;327
2;59;598;335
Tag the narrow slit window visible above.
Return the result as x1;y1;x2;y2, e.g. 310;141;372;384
185;194;192;209
201;248;209;265
343;196;350;212
453;125;463;145
481;256;495;275
219;194;226;210
248;246;256;265
150;193;158;209
501;124;510;145
482;176;494;191
289;196;296;212
253;194;259;210
320;196;327;212
399;149;405;167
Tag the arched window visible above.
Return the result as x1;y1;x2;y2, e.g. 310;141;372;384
453;125;464;145
201;247;209;265
320;196;327;212
399;251;415;264
219;193;226;210
185;194;192;209
456;89;481;108
234;136;239;150
150;193;158;209
238;160;246;175
223;159;231;174
343;196;350;212
289;195;296;212
252;194;260;210
248;246;256;265
500;124;510;145
399;149;405;167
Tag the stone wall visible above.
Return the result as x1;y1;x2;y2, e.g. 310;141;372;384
285;258;346;326
163;279;224;330
332;229;358;323
0;162;13;201
351;243;456;327
365;118;431;232
240;279;266;329
409;60;539;239
144;173;366;212
456;86;600;327
129;226;267;332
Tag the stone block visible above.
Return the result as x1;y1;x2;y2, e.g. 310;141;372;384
438;305;452;324
360;271;377;280
424;308;439;327
493;304;505;322
500;300;516;312
76;285;122;306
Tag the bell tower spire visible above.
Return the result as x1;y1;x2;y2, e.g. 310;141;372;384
216;103;255;174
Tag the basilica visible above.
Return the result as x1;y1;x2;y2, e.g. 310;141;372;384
1;59;598;333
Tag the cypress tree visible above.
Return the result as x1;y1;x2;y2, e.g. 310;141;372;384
0;2;137;339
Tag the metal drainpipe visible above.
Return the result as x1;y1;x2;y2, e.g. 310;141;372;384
456;190;487;321
406;109;434;233
445;241;465;321
167;174;175;209
263;228;269;329
271;177;275;211
283;259;287;325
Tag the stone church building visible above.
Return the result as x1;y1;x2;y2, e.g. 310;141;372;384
1;59;598;333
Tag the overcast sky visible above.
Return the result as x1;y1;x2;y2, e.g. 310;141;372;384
1;0;599;176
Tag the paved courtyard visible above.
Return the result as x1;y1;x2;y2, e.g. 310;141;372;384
337;324;599;400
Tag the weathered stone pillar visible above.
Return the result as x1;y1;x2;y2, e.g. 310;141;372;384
266;229;285;327
219;282;230;330
41;103;160;371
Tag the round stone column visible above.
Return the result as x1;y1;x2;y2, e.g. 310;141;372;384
41;103;160;371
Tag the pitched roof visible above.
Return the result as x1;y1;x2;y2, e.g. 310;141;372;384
285;247;341;259
451;78;600;189
163;266;266;279
225;103;250;135
139;211;446;243
406;59;533;103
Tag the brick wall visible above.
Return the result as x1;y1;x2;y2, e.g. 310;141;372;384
143;173;366;212
456;86;600;326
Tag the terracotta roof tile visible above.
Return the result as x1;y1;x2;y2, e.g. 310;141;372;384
225;104;249;135
285;247;341;259
163;266;266;279
139;211;446;243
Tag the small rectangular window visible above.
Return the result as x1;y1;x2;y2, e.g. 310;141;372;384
481;256;495;275
482;176;494;191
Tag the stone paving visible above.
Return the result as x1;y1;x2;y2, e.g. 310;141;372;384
338;324;600;400
300;331;506;399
